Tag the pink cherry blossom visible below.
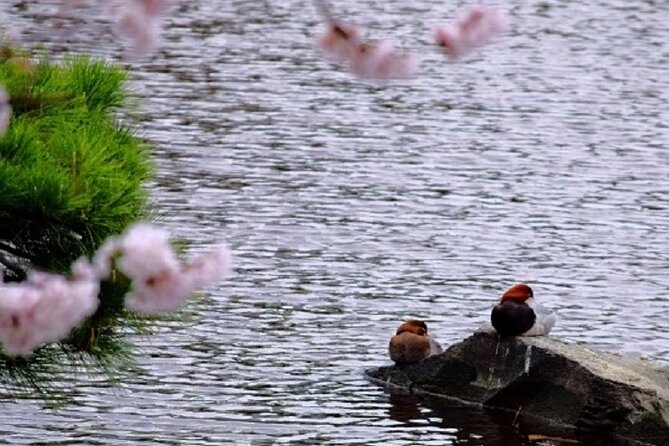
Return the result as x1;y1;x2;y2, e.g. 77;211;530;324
123;245;232;315
92;236;121;279
317;22;416;80
181;245;233;290
349;40;417;80
135;0;172;17
80;0;172;56
0;222;232;355
115;4;162;56
435;5;509;59
116;223;179;284
317;21;364;62
0;267;100;357
123;268;193;314
112;223;232;315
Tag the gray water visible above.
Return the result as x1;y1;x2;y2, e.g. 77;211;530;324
1;0;668;444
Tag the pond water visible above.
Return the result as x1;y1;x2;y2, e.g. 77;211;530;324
1;0;668;444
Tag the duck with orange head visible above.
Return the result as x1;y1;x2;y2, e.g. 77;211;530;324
388;320;443;364
491;283;556;337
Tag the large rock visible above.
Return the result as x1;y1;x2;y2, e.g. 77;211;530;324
366;332;669;445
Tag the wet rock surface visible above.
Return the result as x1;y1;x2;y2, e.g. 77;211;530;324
366;332;669;445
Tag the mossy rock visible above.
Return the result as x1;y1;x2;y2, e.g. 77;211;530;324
366;332;669;445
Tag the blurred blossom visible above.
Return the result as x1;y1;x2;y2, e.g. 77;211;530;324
92;236;120;279
317;22;416;80
116;223;179;284
136;0;172;16
0;87;11;135
123;268;193;315
435;5;509;59
55;0;172;56
115;2;163;56
317;21;363;62
0;222;231;356
350;40;417;81
114;223;232;315
0;266;100;357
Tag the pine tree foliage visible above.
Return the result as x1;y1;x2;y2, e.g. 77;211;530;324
0;47;155;403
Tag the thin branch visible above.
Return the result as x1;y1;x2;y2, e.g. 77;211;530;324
0;241;26;259
0;252;26;279
0;240;38;264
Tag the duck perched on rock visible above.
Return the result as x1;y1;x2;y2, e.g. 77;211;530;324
491;283;556;337
388;320;443;364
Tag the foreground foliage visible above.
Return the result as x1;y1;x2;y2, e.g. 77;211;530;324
0;48;153;404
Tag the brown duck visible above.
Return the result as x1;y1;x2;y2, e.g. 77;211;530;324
388;320;443;364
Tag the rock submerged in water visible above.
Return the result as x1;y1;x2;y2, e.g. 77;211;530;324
366;332;669;445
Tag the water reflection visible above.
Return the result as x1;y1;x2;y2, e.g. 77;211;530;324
387;393;645;446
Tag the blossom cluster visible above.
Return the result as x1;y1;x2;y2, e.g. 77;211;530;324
317;21;417;80
95;223;232;315
0;268;99;357
435;5;509;60
315;2;508;80
52;0;173;56
0;223;232;357
112;0;173;56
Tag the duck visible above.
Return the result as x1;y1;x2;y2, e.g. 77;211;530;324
490;283;556;337
388;320;443;364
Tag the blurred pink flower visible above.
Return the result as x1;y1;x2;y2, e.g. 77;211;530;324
116;223;179;283
435;5;509;59
115;223;232;315
100;0;172;56
350;40;417;80
123;269;192;315
317;21;416;80
0;268;100;357
92;236;121;279
317;21;364;62
115;4;162;56
135;0;172;17
0;221;231;355
182;245;233;289
124;244;232;315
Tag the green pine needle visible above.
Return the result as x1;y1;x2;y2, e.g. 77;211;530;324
0;48;158;404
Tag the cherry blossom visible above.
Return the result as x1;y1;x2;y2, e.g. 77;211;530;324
53;0;172;56
116;223;179;284
317;21;364;63
114;0;172;56
435;5;509;60
121;244;232;315
135;0;172;16
349;39;417;81
0;222;232;356
121;244;232;314
108;223;232;315
315;0;416;81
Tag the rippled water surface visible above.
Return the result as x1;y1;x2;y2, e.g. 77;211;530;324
2;0;668;444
